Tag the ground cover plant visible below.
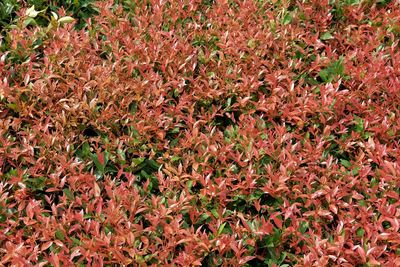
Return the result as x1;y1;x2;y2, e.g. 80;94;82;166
0;0;400;266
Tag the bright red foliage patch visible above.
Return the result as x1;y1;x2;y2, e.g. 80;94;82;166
0;0;400;266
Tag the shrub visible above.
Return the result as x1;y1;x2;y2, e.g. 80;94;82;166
0;0;399;265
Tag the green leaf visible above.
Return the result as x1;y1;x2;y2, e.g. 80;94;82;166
83;213;92;219
170;127;180;134
71;237;81;246
140;170;150;179
299;221;309;233
104;226;113;235
24;176;46;191
55;229;65;241
63;189;74;200
353;116;364;133
0;214;5;223
217;222;227;235
77;142;91;159
198;213;210;224
145;159;160;170
91;153;107;173
318;69;330;82
320;32;333;40
377;0;391;7
249;190;263;201
187;180;193;191
23;17;37;27
210;209;219;219
226;97;232;107
340;159;351;169
283;13;292;25
356;228;365;237
117;149;126;163
263;231;281;248
105;163;118;174
171;155;181;162
58;16;75;24
6;103;19;112
132;157;145;166
359;200;367;207
370;178;379;187
318;57;345;83
129;101;138;114
247;39;257;49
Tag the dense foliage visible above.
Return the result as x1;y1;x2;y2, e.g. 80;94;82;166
0;0;399;266
0;0;97;29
